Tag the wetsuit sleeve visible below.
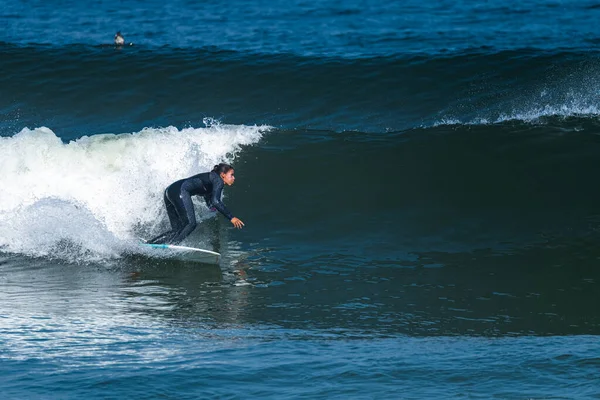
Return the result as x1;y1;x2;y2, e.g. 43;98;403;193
209;173;234;220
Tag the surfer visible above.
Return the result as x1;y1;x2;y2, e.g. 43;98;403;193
148;163;245;244
114;31;125;46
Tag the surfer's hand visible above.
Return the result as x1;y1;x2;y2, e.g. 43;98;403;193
231;217;245;229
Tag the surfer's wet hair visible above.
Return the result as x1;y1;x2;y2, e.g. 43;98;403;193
212;163;233;174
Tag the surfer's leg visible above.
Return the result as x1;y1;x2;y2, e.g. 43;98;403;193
168;191;197;244
147;231;174;244
147;190;179;244
164;189;182;231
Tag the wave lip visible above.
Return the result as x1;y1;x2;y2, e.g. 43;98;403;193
0;123;269;261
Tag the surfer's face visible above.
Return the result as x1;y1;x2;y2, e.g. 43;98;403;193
221;170;235;186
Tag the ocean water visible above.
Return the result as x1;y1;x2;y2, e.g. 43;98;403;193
2;0;600;398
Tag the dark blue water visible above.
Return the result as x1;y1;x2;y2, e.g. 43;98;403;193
2;0;600;398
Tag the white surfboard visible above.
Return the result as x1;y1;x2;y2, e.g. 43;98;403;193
140;243;221;265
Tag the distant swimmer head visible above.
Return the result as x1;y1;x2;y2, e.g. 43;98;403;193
213;163;235;186
114;31;125;45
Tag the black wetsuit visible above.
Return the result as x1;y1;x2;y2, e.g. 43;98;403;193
149;171;233;244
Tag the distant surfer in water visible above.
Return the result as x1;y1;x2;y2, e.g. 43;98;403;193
148;163;245;244
114;31;125;46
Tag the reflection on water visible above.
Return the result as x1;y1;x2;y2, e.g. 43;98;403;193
240;233;600;336
1;232;600;398
1;231;600;349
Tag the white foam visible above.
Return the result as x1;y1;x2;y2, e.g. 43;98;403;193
433;65;600;127
495;103;600;124
0;123;268;261
433;102;600;127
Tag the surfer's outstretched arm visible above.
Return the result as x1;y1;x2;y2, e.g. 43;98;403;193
209;172;233;219
209;170;244;229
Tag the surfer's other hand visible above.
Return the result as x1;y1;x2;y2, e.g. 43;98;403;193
231;217;245;229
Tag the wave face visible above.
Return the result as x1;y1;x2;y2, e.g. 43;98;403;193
3;44;600;263
2;45;600;136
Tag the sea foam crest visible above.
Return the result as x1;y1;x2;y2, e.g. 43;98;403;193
434;61;600;127
434;101;600;127
0;123;268;260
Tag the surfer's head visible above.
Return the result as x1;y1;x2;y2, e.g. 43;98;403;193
213;163;235;186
